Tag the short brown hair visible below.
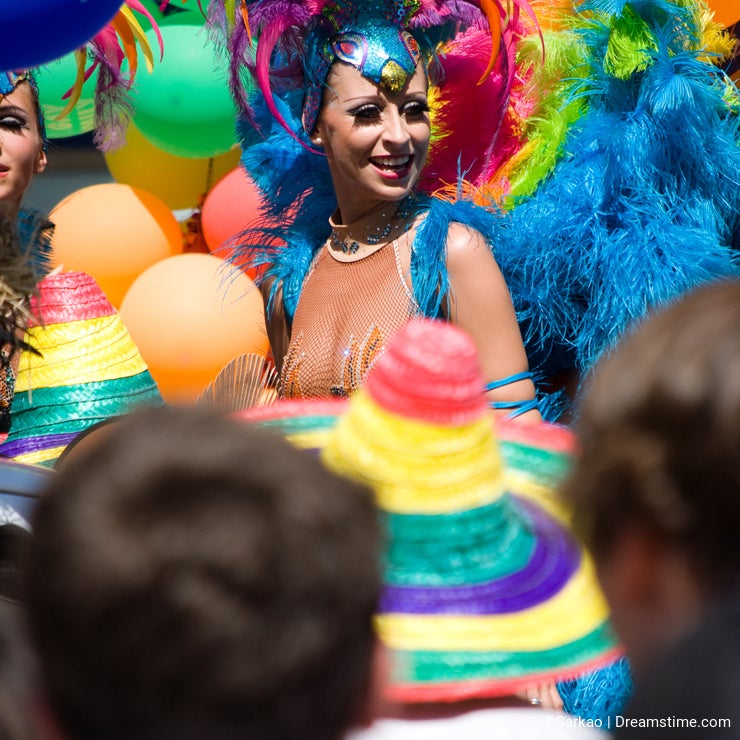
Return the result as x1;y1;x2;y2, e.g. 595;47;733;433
25;405;382;740
562;279;740;592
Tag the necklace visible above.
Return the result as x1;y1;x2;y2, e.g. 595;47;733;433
329;197;415;256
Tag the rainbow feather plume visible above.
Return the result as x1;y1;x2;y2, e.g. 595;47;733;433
492;0;740;387
56;0;164;151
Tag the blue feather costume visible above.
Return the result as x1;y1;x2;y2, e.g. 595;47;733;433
493;0;740;393
236;0;740;417
224;0;738;725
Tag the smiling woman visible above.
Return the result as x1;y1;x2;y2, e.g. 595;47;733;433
206;0;541;423
311;65;431;221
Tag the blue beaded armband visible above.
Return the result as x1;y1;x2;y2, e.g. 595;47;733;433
484;371;539;419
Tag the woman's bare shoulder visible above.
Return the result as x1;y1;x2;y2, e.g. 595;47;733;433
445;221;499;272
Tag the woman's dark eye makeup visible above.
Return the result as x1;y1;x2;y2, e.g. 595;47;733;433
349;103;381;121
348;98;429;123
403;100;430;117
0;107;29;131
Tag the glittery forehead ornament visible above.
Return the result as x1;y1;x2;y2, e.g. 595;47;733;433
1;71;48;151
1;71;30;97
301;0;423;133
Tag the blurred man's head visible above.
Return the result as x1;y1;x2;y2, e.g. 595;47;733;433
25;405;383;740
562;280;740;674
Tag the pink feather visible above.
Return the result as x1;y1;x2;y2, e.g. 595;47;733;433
420;28;509;191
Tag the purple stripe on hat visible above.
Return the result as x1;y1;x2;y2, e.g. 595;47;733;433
379;500;581;615
0;432;79;458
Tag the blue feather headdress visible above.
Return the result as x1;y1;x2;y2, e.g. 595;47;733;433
203;0;507;143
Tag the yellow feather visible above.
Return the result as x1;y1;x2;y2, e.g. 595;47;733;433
120;5;157;72
56;50;87;120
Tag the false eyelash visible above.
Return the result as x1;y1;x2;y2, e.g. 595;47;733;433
0;117;26;131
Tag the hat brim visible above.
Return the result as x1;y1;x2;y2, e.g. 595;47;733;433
2;373;163;467
240;398;620;699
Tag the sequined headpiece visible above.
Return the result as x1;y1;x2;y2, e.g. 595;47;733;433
0;71;30;97
204;0;504;143
301;0;424;133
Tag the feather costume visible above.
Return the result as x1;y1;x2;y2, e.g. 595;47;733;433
171;0;737;726
490;0;740;384
142;0;740;405
198;0;538;320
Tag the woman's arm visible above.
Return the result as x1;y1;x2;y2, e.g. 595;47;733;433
445;223;541;424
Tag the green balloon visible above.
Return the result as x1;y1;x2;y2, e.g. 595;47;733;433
35;52;97;139
140;0;206;26
132;24;238;159
164;0;197;8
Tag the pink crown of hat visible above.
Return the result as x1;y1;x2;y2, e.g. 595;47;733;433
363;317;489;427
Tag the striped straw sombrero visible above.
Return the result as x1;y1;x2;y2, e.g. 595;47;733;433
0;271;164;467
243;317;620;703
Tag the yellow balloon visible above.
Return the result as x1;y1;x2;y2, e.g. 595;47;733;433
119;253;268;403
50;184;183;308
104;124;241;211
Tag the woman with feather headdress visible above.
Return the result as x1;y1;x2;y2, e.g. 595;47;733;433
202;0;542;423
0;1;163;442
202;0;739;424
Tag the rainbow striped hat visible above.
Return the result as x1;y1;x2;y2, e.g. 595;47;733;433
244;317;620;702
0;271;163;467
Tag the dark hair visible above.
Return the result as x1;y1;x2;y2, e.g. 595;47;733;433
0;604;37;740
17;76;47;152
0;210;39;382
562;279;740;593
0;525;31;606
24;405;382;740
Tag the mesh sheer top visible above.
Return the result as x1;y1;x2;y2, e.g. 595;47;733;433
280;238;419;398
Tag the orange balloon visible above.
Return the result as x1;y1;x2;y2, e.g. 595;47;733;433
707;0;738;27
105;124;241;211
50;184;183;308
201;167;263;259
119;253;268;403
